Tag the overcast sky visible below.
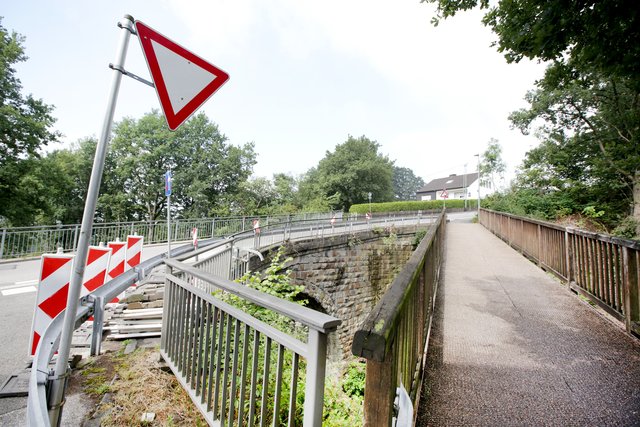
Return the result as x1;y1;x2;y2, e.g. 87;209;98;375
4;0;546;184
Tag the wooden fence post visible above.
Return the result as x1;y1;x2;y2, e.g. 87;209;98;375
564;229;573;283
364;350;395;427
622;246;639;335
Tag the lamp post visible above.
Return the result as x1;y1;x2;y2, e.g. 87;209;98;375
463;163;467;210
474;154;481;211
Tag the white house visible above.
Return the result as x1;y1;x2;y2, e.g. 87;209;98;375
416;172;490;201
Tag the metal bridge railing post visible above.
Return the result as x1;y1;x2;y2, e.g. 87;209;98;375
0;228;5;260
303;329;328;426
90;296;106;356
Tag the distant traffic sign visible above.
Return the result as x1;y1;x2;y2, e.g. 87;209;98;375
134;20;230;130
441;189;449;199
165;170;172;196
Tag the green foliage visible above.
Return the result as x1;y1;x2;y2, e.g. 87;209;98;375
350;198;472;213
102;111;256;221
423;0;640;236
479;139;506;191
238;247;306;304
313;135;394;211
341;361;366;397
0;19;60;226
424;0;640;90
412;229;428;249
392;166;425;201
612;217;640;240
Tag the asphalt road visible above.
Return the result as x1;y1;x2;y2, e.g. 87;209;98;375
0;243;174;424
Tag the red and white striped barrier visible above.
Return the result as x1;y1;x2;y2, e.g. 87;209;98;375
80;246;112;296
125;235;143;271
192;227;198;249
107;240;127;303
107;241;126;282
30;254;74;356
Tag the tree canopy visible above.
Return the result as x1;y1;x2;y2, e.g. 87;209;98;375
0;19;60;225
425;0;640;236
425;0;640;89
479;138;506;191
102;111;256;221
392;166;424;201
312;135;394;211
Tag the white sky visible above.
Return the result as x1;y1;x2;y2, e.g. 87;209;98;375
3;0;545;184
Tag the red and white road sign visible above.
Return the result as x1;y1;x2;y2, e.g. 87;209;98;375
30;254;74;356
126;235;144;271
134;20;230;131
192;227;198;249
441;189;449;199
80;246;112;297
107;241;126;282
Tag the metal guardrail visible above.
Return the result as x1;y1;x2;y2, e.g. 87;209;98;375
0;212;339;260
352;210;446;426
479;208;640;336
162;259;340;426
27;211;436;426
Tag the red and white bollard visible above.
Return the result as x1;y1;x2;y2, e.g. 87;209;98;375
29;254;74;356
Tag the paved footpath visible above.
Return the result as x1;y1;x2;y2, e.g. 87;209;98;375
417;223;640;427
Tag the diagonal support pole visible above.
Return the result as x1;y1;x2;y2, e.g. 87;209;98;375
47;14;135;426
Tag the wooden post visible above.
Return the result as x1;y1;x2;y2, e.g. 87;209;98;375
564;229;573;283
537;224;542;266
622;246;639;335
364;350;395;427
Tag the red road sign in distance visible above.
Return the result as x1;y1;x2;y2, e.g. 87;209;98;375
135;20;229;131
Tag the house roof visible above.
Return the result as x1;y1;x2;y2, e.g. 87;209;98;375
417;172;478;193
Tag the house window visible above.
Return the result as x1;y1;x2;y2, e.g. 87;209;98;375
421;195;432;201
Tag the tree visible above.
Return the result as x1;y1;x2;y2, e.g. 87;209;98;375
509;65;639;230
103;111;255;221
424;0;640;234
424;0;640;89
479;139;506;191
314;135;394;211
0;20;60;225
392;166;424;201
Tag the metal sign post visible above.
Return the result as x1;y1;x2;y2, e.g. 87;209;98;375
47;15;135;426
165;170;172;258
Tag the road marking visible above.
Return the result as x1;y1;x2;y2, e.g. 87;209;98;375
16;279;38;286
1;286;37;296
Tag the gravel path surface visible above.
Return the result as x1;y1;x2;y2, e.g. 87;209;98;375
417;223;640;427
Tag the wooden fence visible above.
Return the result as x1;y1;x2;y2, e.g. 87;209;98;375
480;209;640;336
351;210;446;426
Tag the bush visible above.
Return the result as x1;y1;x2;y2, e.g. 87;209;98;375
612;216;640;240
349;199;475;213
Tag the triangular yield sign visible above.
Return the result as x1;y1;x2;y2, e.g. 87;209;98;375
135;20;230;131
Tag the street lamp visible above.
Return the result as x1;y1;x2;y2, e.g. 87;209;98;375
474;154;480;211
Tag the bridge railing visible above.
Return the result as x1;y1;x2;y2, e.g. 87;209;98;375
0;212;341;260
479;208;640;336
352;210;446;426
161;259;341;426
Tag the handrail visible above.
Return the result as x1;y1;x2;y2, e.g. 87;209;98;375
165;259;341;333
351;210;446;425
479;208;640;336
27;211;435;426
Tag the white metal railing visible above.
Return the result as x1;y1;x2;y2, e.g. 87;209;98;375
162;260;340;426
0;212;338;260
26;211;436;426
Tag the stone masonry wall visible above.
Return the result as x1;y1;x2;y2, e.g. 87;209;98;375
258;229;417;366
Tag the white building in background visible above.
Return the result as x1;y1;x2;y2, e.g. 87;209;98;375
415;172;492;201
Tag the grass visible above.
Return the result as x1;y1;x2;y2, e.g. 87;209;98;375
71;342;206;426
